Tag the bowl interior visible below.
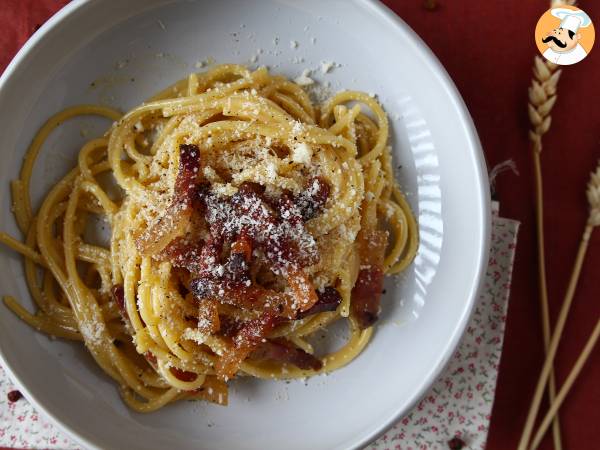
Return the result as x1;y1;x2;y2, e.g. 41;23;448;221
0;1;489;449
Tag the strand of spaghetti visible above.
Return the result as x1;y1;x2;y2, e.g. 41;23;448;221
11;105;120;234
382;202;409;270
2;296;81;340
121;386;179;413
0;232;44;266
388;187;420;273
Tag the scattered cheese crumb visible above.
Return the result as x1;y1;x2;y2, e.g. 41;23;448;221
294;69;314;86
157;19;166;30
290;40;298;49
320;61;334;74
133;120;144;132
291;142;312;164
182;328;208;345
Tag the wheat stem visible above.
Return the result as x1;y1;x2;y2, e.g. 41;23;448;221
527;53;564;450
519;159;600;450
529;319;600;450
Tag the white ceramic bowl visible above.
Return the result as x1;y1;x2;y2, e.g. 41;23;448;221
0;1;490;449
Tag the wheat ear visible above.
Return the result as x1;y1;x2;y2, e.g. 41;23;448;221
526;53;564;450
519;161;600;450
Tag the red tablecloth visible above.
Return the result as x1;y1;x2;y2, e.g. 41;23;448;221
1;1;598;449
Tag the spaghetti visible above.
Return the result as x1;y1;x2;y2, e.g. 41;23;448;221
0;64;418;412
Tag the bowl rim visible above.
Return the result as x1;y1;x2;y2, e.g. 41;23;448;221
0;0;491;448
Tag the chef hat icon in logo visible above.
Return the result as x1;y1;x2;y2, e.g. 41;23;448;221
535;6;595;65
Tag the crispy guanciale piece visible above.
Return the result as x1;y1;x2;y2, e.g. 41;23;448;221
250;338;323;371
350;266;385;329
351;230;388;330
215;312;277;380
160;237;204;273
190;278;297;318
170;366;198;382
197;298;220;335
161;236;222;276
295;176;330;221
296;286;342;319
187;375;229;405
135;144;201;255
111;284;126;317
286;268;319;312
226;232;252;282
204;181;318;270
144;351;157;367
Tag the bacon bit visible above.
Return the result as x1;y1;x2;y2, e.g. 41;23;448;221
274;191;303;227
170;366;198;382
226;232;252;282
351;266;385;329
225;252;249;283
145;352;157;365
190;279;297;318
295;176;330;221
7;390;22;402
359;230;388;266
215;313;277;380
447;437;466;450
135;205;192;257
218;315;242;338
230;232;253;262
160;238;204;273
251;338;322;371
297;286;342;319
286;269;318;312
351;230;388;330
188;376;228;405
135;144;201;256
197;298;220;334
111;284;126;316
175;144;202;201
202;181;318;271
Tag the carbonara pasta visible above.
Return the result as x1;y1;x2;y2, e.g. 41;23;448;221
0;64;417;412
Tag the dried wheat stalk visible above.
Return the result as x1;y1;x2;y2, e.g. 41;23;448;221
527;53;564;450
524;1;577;446
520;161;600;450
518;2;579;449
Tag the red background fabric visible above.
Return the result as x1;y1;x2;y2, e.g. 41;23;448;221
0;1;598;449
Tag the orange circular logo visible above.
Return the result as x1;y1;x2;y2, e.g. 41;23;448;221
535;5;595;65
